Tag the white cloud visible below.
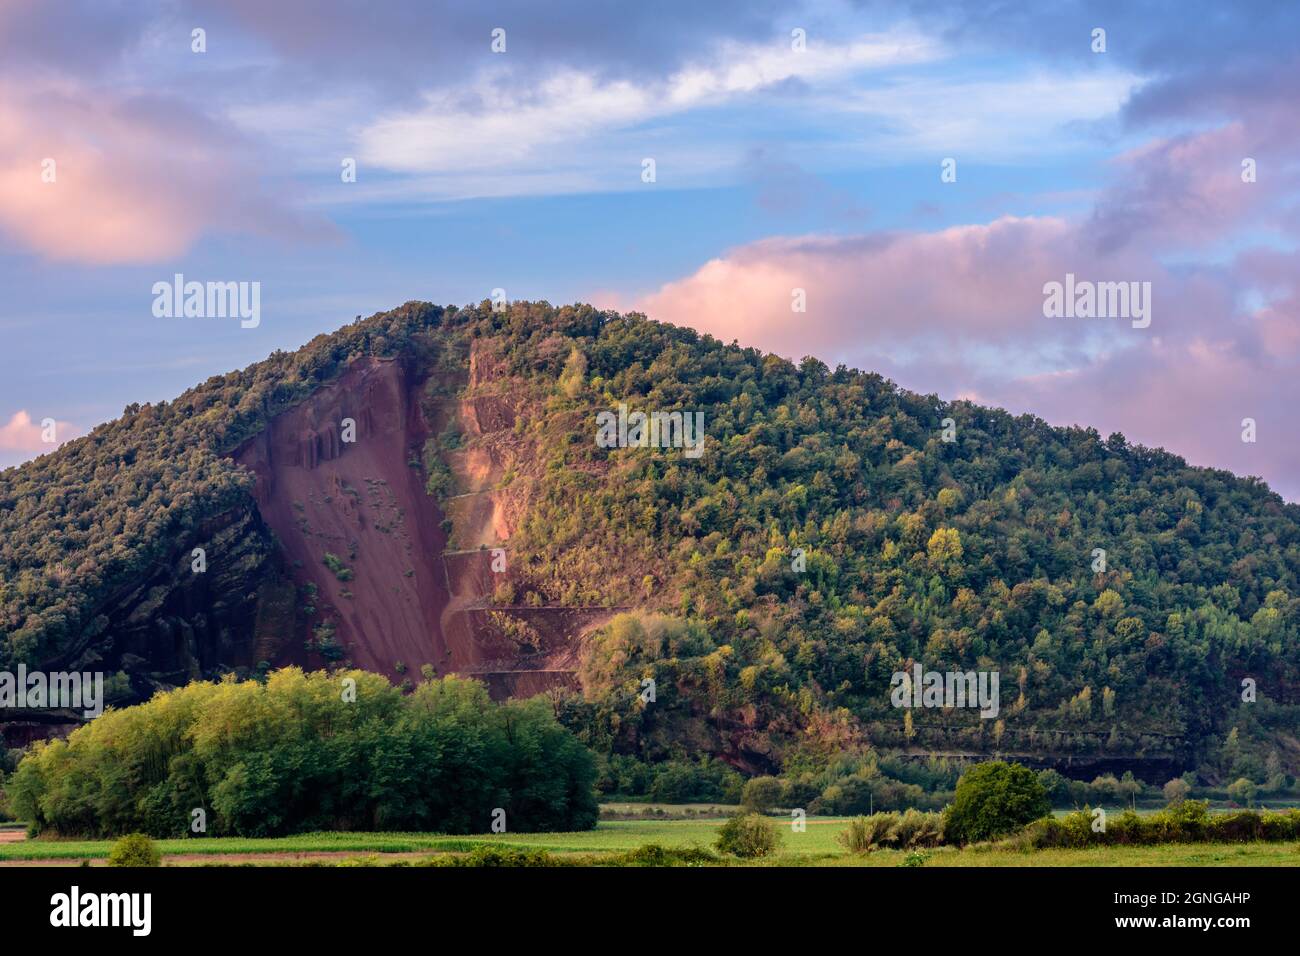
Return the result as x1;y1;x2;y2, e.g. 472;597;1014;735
358;32;941;177
826;69;1144;159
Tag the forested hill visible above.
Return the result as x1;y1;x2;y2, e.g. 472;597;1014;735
2;301;1299;780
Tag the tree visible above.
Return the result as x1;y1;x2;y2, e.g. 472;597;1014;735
559;347;587;398
1162;777;1191;806
1117;771;1142;810
944;761;1050;844
741;776;783;813
11;668;599;837
1226;777;1258;808
1036;769;1069;807
926;527;963;568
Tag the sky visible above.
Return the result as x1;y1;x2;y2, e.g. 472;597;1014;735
1;1;1298;498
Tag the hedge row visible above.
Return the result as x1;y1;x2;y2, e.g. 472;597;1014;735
1019;801;1300;848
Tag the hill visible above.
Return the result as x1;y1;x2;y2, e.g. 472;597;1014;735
2;300;1298;789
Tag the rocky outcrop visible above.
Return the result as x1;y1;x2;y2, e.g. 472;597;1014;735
57;506;285;683
3;504;295;747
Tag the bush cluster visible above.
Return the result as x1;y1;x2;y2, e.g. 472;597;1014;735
837;809;946;852
10;668;598;838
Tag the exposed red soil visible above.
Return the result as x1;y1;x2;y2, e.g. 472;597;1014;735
234;358;450;680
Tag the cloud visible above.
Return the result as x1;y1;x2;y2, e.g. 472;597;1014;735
358;31;939;178
1084;123;1281;253
0;410;77;453
631;215;1167;365
990;331;1300;499
0;87;328;265
826;68;1140;159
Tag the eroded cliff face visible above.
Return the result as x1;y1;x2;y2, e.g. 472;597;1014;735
233;357;450;680
230;350;609;694
430;340;619;697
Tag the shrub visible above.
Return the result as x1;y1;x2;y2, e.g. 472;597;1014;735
837;810;946;852
715;813;781;858
1144;799;1207;843
1260;810;1300;842
453;846;557;867
837;814;896;853
321;553;352;581
620;843;718;867
944;762;1050;844
893;808;945;848
107;833;160;867
1209;810;1263;842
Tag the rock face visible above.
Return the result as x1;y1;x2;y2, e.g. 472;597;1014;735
1;505;293;748
68;505;286;683
99;508;287;684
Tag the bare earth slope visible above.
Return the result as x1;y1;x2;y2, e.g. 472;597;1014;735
231;350;611;696
234;357;451;679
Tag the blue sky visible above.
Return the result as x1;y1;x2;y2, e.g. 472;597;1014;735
1;1;1298;498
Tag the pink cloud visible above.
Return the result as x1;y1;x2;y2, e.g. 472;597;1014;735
1085;123;1276;253
0;410;77;453
633;215;1169;363
991;337;1300;497
0;87;326;265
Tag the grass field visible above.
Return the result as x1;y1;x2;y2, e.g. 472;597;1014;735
3;816;1300;866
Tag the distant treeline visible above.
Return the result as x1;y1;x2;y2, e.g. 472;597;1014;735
8;668;598;837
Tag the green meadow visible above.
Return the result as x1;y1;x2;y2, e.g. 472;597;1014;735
4;817;1300;867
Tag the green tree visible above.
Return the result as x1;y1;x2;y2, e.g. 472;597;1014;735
944;762;1050;844
1226;777;1258;808
741;776;784;813
1163;777;1191;806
